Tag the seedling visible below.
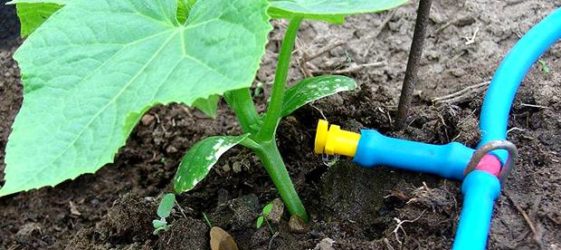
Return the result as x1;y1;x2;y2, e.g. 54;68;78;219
539;59;551;74
202;212;213;228
1;0;406;222
153;193;176;235
256;202;274;230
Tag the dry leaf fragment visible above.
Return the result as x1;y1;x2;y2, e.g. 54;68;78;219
210;226;239;250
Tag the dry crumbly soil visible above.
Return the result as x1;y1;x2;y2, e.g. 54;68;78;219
2;0;561;249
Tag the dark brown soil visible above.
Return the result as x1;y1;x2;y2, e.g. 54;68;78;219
2;1;561;249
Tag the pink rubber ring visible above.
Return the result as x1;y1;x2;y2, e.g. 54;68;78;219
475;154;502;177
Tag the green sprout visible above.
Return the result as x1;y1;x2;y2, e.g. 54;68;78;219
153;193;176;235
539;59;551;74
256;202;274;230
1;0;407;223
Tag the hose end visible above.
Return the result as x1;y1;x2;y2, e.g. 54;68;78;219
314;119;361;157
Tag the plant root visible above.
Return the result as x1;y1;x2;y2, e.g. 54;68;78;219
392;210;427;245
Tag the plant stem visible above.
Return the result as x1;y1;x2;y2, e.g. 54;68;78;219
256;17;303;142
395;0;433;129
224;88;260;134
265;218;275;235
254;141;308;222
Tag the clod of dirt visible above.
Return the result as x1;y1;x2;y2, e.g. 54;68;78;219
266;198;285;224
314;238;335;250
320;160;402;225
288;215;307;234
157;217;209;250
99;194;156;241
68;193;157;248
209;194;260;230
407;182;458;214
210;226;239;250
15;223;42;244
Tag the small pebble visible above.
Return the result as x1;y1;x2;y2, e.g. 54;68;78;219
266;198;284;224
288;215;307;234
141;114;155;125
314;238;336;250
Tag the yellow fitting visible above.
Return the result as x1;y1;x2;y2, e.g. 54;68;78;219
314;119;361;157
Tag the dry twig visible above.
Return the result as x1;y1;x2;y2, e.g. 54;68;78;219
505;192;544;248
395;0;433;129
432;81;490;104
311;61;385;74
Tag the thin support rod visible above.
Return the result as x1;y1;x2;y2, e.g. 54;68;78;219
395;0;433;129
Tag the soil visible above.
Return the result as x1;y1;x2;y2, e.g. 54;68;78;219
1;1;561;249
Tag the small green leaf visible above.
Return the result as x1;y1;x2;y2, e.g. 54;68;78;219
262;203;273;216
0;0;271;197
269;0;407;24
8;0;65;37
174;134;249;193
256;216;264;228
193;95;220;119
538;60;550;74
152;219;168;229
281;75;357;116
152;219;170;235
157;193;176;218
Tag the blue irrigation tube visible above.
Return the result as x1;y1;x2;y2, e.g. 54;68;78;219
452;171;501;250
314;7;561;250
479;8;561;163
353;130;473;180
454;8;561;250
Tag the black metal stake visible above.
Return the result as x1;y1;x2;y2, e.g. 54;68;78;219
395;0;433;129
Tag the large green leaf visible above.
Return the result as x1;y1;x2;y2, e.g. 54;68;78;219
174;135;249;193
0;0;271;196
8;0;66;37
269;0;408;24
281;75;357;116
177;0;197;24
193;95;220;119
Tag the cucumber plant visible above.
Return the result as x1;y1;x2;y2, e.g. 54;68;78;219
1;0;406;222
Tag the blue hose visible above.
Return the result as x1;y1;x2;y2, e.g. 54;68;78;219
354;130;473;180
323;8;561;250
479;8;561;163
452;171;501;250
454;8;561;250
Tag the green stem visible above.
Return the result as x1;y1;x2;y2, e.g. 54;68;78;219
256;17;303;142
254;141;308;222
225;88;260;134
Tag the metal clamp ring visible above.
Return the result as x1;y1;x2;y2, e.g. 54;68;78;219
464;140;518;183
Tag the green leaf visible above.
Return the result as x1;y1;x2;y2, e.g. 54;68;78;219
0;0;271;197
174;134;249;193
152;219;168;229
262;203;273;216
256;216;264;228
152;219;169;235
193;95;220;118
10;0;199;37
8;0;65;37
177;0;197;24
281;75;357;116
269;0;407;24
157;193;176;218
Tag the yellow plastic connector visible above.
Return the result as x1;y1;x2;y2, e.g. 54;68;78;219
314;119;361;157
